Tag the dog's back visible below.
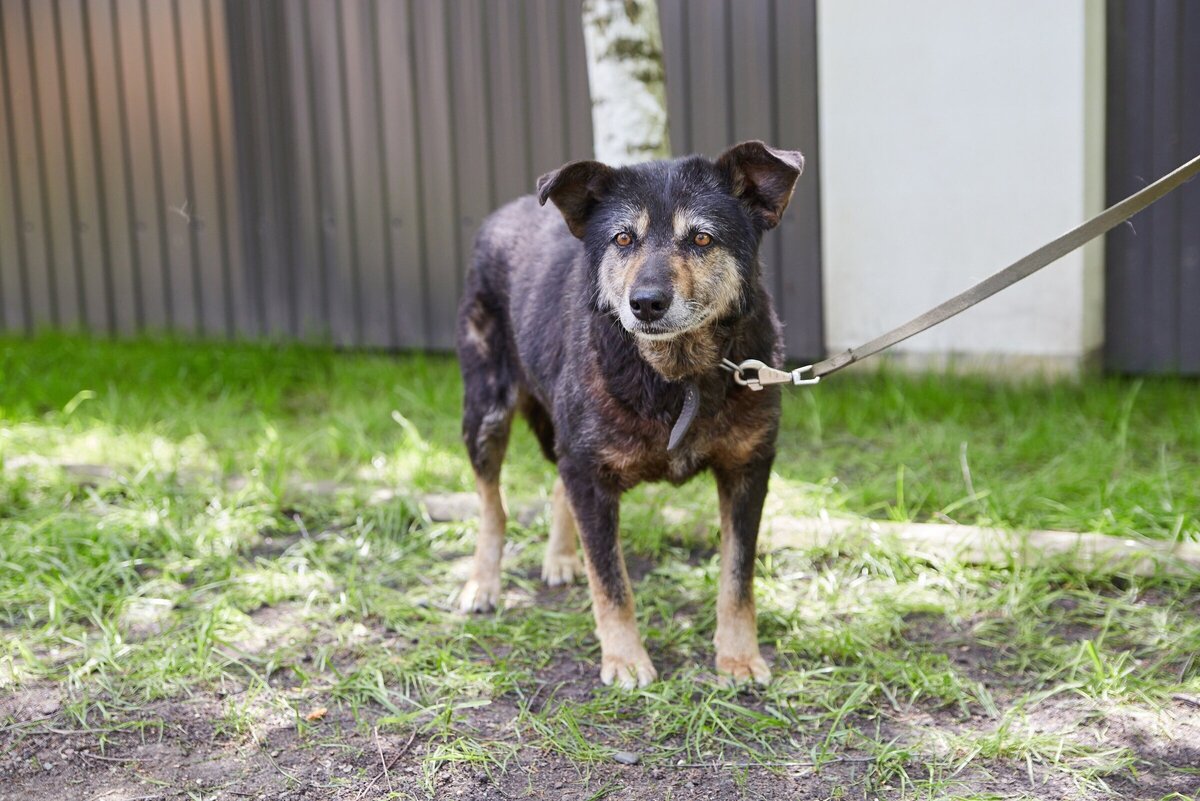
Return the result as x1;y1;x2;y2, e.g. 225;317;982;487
458;194;580;400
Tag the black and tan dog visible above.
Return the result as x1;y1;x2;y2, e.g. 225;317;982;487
456;141;804;688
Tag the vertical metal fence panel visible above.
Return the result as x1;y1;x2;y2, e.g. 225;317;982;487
410;0;459;349
311;0;359;344
221;2;255;334
0;125;19;330
85;0;138;333
256;0;295;337
29;0;82;329
0;130;17;332
206;0;250;337
658;0;690;155
17;0;60;328
57;0;109;332
525;0;569;176
1;0;821;359
376;0;427;348
1181;1;1200;373
3;0;56;329
1146;2;1181;367
327;0;367;345
562;0;593;161
228;1;267;336
114;0;167;329
730;0;782;323
485;0;533;206
448;0;494;304
0;2;26;332
282;0;328;342
241;0;290;336
146;0;196;333
1106;0;1200;374
340;0;391;347
773;0;823;360
274;0;307;338
176;0;224;336
684;0;733;156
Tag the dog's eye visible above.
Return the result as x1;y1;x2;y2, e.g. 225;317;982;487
614;231;634;248
693;232;713;248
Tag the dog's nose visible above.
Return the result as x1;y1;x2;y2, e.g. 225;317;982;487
629;286;672;322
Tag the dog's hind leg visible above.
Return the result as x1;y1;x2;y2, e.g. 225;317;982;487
459;469;509;613
542;477;582;586
515;396;581;586
457;294;516;614
713;458;773;685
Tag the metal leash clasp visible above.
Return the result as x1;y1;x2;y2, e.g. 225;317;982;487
721;358;820;391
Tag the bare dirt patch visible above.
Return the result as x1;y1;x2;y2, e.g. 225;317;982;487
0;685;887;801
5;656;1200;801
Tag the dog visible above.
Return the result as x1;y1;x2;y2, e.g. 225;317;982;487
455;141;805;688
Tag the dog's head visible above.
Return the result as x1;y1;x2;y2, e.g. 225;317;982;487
537;141;804;341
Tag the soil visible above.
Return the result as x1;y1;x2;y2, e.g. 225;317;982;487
4;653;1199;801
3;487;1198;799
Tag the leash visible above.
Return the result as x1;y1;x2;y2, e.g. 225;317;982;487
719;152;1200;393
667;152;1200;450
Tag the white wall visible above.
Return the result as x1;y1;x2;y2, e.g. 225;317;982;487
817;1;1106;371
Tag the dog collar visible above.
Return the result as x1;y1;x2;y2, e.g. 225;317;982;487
666;381;700;453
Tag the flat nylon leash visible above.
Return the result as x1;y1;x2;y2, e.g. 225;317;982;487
721;152;1200;392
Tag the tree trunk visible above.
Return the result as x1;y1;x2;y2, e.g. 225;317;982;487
580;0;671;165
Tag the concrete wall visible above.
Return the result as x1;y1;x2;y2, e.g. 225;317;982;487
817;1;1107;372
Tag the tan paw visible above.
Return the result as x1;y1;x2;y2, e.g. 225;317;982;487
541;551;583;586
716;652;772;686
458;575;501;613
600;647;658;689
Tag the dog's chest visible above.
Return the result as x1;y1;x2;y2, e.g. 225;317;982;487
592;387;775;487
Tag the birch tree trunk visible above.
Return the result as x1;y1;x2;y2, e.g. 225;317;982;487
580;0;671;165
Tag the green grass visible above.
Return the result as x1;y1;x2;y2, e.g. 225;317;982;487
2;334;1197;541
1;333;1199;799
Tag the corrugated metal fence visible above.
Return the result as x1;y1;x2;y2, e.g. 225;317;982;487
0;0;822;357
1105;0;1200;374
660;0;821;359
222;0;599;350
1;0;244;337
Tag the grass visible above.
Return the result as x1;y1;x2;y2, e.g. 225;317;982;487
1;333;1199;800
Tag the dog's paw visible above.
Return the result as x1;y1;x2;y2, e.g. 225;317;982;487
715;652;772;687
600;647;658;689
541;551;583;586
458;575;501;613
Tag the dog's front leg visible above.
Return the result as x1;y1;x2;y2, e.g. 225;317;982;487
559;460;656;689
713;458;773;685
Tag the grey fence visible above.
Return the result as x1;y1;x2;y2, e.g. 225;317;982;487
0;0;823;357
223;0;600;350
1105;0;1200;374
1;0;245;337
660;0;822;359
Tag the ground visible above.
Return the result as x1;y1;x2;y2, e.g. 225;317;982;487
1;335;1199;800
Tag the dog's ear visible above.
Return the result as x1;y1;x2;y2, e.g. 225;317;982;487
716;141;805;230
536;160;615;239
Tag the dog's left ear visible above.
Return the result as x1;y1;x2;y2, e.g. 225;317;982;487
536;160;615;239
716;141;805;230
